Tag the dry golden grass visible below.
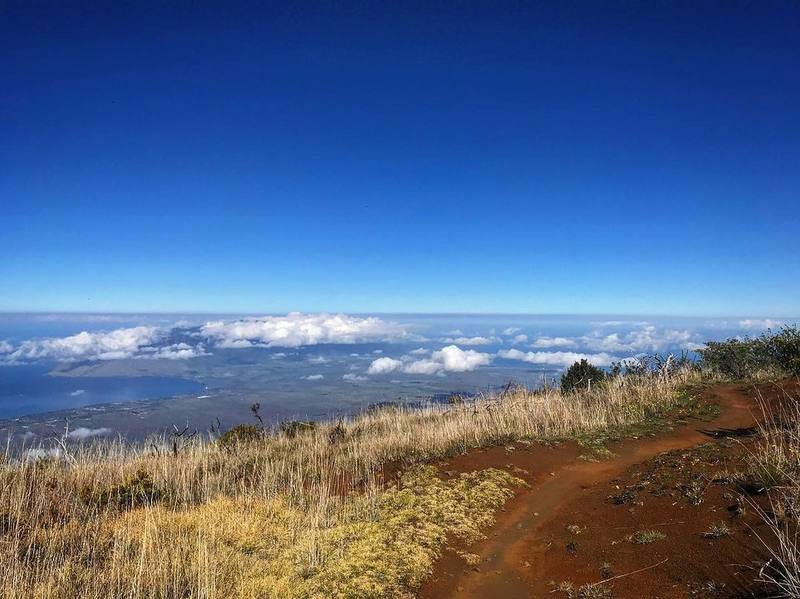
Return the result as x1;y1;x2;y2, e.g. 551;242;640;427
0;369;699;598
743;385;800;597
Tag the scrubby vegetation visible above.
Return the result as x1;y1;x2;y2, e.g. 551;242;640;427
0;361;699;598
698;325;800;379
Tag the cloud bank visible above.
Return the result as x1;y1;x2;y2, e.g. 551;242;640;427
578;325;699;353
531;336;576;348
440;335;498;346
201;313;408;348
498;348;617;368
739;319;785;330
6;327;162;362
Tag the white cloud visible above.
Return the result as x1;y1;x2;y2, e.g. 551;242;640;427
503;327;521;335
402;359;443;375
307;356;329;364
441;336;498;346
531;336;576;348
368;345;492;376
6;326;161;363
140;343;209;360
302;374;324;381
367;357;404;375
0;340;13;353
579;325;699;353
201;313;408;348
498;348;616;368
342;373;367;382
432;345;491;371
402;345;491;375
408;347;429;355
739;319;785;330
3;326;213;364
69;389;86;397
66;427;112;440
511;334;528;344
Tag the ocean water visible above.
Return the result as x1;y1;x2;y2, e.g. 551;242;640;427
0;312;788;443
0;363;203;420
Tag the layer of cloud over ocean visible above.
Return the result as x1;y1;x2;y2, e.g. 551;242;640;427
0;313;796;439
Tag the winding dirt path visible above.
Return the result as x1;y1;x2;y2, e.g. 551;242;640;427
418;383;762;598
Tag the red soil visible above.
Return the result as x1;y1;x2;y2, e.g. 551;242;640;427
419;381;798;598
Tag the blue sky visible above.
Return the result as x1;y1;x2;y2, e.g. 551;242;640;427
1;2;798;315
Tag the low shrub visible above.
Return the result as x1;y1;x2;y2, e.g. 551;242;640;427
561;359;606;393
698;326;800;379
93;468;159;509
217;424;264;448
279;420;316;438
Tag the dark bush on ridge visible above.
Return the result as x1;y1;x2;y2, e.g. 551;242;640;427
698;326;800;378
217;424;264;448
561;359;606;393
279;420;316;438
91;468;159;509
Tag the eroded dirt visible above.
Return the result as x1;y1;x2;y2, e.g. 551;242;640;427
419;381;799;598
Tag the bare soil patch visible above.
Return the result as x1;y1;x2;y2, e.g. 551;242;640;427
419;381;798;598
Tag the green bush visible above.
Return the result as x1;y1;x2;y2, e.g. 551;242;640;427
770;326;800;375
698;326;800;379
561;359;606;393
217;424;264;448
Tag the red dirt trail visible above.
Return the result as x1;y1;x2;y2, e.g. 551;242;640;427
418;382;782;599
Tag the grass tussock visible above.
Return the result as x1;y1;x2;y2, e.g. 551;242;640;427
744;386;800;597
0;367;700;598
631;530;666;544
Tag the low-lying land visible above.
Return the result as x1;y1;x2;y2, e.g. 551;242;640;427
1;327;798;598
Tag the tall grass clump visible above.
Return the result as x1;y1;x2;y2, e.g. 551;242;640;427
744;388;800;597
0;361;699;598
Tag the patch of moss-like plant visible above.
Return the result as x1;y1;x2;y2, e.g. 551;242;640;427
109;466;522;598
631;529;666;544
